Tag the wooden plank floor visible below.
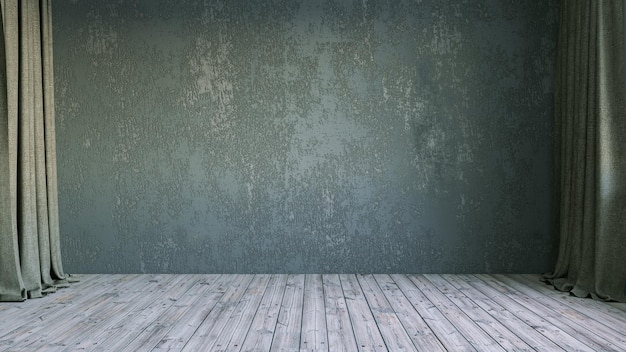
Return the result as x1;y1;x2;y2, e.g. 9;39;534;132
0;274;625;351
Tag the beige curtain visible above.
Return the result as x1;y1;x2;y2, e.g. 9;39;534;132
0;0;69;301
546;0;626;302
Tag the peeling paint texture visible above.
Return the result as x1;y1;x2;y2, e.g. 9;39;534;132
53;1;559;274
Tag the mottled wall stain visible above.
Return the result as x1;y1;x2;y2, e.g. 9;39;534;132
53;0;558;274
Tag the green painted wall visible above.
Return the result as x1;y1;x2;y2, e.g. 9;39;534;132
53;0;559;274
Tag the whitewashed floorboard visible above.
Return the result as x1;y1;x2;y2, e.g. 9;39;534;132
0;274;624;352
322;274;358;352
391;274;476;351
300;274;327;351
374;274;446;352
442;274;566;352
408;275;505;352
496;274;626;351
474;274;598;352
424;274;533;351
357;274;417;352
269;274;304;352
240;274;287;351
339;274;386;351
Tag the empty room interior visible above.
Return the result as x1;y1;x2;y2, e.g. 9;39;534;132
1;0;626;351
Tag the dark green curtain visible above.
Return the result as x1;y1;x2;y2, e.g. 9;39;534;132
0;0;70;301
546;0;626;302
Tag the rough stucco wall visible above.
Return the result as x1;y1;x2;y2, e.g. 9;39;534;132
53;0;558;274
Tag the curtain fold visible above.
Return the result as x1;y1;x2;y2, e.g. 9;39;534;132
0;0;69;302
546;0;626;302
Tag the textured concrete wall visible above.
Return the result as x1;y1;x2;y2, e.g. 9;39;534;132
53;0;559;274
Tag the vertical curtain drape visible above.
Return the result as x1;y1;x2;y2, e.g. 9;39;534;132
0;0;69;302
546;0;626;302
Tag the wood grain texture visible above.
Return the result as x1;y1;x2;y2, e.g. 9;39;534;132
300;274;328;351
473;274;597;352
374;274;446;352
322;274;358;352
1;274;624;352
442;274;566;351
356;274;416;352
424;274;532;351
270;274;304;351
339;274;386;351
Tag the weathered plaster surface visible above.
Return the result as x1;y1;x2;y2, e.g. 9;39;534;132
53;0;558;273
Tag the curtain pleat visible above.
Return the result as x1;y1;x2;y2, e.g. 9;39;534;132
41;0;65;284
0;0;69;302
546;0;626;302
